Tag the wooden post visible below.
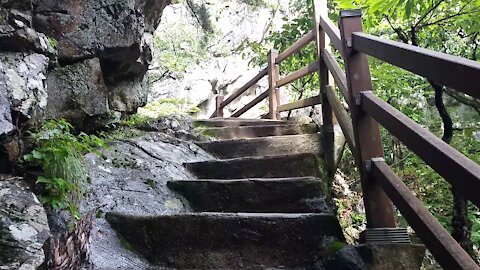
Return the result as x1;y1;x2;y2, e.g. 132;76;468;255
215;95;224;118
338;9;396;229
267;49;280;120
313;0;335;177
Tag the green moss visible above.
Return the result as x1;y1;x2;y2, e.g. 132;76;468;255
120;236;135;252
324;241;348;255
197;128;218;138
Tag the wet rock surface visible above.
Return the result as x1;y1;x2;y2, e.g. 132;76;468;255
0;177;50;270
106;212;344;269
0;0;170;133
168;177;332;213
321;244;426;270
197;133;323;159
0;52;48;135
44;58;109;129
185;153;322;179
81;130;213;269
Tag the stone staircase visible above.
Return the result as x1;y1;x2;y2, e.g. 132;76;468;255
107;118;345;269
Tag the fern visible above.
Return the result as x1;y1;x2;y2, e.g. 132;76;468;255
23;119;107;219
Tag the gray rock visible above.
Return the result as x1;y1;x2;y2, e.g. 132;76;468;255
168;177;332;213
0;52;48;135
197;133;323;159
44;58;109;129
81;130;213;269
322;244;426;270
108;76;148;113
106;212;344;269
32;0;168;64
185;153;322;179
0;177;50;270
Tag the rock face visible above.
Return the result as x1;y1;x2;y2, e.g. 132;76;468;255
0;177;50;269
81;128;213;269
44;58;109;129
0;0;171;136
0;52;49;134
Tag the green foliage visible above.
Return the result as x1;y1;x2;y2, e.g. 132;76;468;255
151;20;208;79
252;0;480;252
47;37;58;49
23;119;107;219
137;98;200;118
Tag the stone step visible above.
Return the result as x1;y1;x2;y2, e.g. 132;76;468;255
184;153;321;179
106;212;344;269
197;133;323;159
198;123;318;140
168;177;332;213
194;118;290;127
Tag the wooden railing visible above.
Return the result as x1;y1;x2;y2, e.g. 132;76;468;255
212;2;480;269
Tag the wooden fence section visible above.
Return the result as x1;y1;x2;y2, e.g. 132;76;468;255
211;2;480;269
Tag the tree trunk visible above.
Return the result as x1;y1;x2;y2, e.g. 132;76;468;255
429;80;477;262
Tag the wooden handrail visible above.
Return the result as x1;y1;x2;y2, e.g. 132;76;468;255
352;32;480;99
220;68;268;109
210;6;480;269
371;160;480;269
325;86;356;159
322;50;349;104
361;92;480;208
276;30;315;64
231;90;268;117
277;95;321;112
276;61;319;88
319;16;343;54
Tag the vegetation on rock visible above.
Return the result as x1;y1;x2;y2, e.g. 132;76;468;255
23;119;107;219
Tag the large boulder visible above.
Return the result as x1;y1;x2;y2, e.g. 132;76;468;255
0;177;50;269
44;58;109;129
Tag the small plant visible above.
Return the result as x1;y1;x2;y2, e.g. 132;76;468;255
23;119;107;219
47;37;59;50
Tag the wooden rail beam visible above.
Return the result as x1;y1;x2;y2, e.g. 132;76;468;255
314;0;336;177
371;159;480;270
322;49;349;105
361;91;480;208
339;9;396;229
325;86;357;159
276;61;319;88
220;68;268;109
319;16;343;55
277;95;322;113
276;30;315;64
231;90;268;117
214;95;224;118
267;49;280;119
353;32;480;99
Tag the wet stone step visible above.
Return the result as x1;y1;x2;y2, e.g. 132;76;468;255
197;123;318;140
184;153;322;179
168;177;332;213
197;133;323;159
194;118;290;127
106;212;344;269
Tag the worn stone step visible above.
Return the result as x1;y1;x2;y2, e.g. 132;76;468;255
198;123;318;140
168;177;332;213
184;153;321;179
106;212;344;269
197;133;323;159
194;118;290;127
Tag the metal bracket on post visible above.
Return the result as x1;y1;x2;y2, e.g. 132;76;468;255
360;228;411;244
